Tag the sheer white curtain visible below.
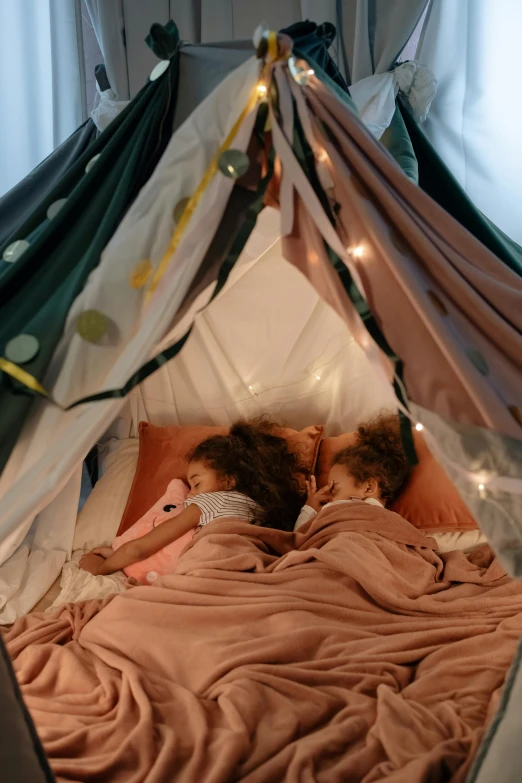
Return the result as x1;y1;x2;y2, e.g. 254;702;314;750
417;0;522;244
0;0;86;197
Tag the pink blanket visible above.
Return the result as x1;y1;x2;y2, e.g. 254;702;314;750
5;503;522;782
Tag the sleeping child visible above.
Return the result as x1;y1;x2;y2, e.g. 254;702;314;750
296;413;410;530
79;418;307;580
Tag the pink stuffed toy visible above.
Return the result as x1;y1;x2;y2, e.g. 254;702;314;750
112;478;194;584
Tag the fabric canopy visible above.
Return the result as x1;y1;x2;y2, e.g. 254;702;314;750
1;28;521;628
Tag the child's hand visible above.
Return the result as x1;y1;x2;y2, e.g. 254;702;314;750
91;547;114;559
305;477;333;512
79;552;106;575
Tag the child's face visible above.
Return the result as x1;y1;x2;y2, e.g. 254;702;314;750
327;463;380;503
187;460;234;497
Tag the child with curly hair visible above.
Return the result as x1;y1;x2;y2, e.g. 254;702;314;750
80;418;307;577
295;413;411;530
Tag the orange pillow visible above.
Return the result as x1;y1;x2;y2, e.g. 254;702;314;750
118;422;324;535
315;431;478;532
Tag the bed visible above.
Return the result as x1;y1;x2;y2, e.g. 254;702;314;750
5;499;520;782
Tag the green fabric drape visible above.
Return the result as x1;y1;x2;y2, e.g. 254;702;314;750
381;105;418;183
282;20;349;95
398;101;522;277
0;22;182;473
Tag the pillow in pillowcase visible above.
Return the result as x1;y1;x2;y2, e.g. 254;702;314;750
118;422;324;535
315;430;478;532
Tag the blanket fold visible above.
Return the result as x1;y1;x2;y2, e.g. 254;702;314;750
5;503;522;782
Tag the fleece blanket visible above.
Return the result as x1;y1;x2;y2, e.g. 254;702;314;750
5;503;522;783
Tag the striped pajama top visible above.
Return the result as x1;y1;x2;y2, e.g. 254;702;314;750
184;491;261;527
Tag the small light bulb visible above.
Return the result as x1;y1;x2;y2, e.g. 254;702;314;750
307;68;315;77
314;374;321;380
351;245;364;258
415;423;423;431
478;483;485;491
257;83;267;98
248;385;253;391
317;148;328;163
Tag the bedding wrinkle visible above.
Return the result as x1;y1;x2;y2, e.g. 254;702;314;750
5;502;522;782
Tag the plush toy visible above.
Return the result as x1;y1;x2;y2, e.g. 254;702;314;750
112;478;193;584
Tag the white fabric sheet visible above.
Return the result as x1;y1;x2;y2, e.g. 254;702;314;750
349;62;436;139
46;550;128;611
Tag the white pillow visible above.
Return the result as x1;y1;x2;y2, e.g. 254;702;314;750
430;530;488;553
73;439;139;550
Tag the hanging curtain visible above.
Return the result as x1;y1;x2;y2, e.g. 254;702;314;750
0;0;87;197
398;104;522;277
85;0;347;98
416;0;522;246
344;0;429;82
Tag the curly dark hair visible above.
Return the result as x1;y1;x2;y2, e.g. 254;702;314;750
333;413;411;505
188;418;308;531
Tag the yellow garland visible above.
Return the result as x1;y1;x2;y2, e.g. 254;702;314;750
145;79;263;302
0;357;50;398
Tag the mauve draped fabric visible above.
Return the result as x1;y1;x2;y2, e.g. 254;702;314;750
280;72;522;439
4;504;522;782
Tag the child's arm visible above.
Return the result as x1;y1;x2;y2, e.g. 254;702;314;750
79;504;201;576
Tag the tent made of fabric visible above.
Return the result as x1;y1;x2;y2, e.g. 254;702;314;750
1;26;521;626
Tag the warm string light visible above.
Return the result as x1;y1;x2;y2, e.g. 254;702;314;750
350;245;365;258
415;423;423;431
257;83;267;99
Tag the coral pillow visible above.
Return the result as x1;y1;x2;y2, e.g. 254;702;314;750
118;422;324;535
113;479;193;584
315;431;478;532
